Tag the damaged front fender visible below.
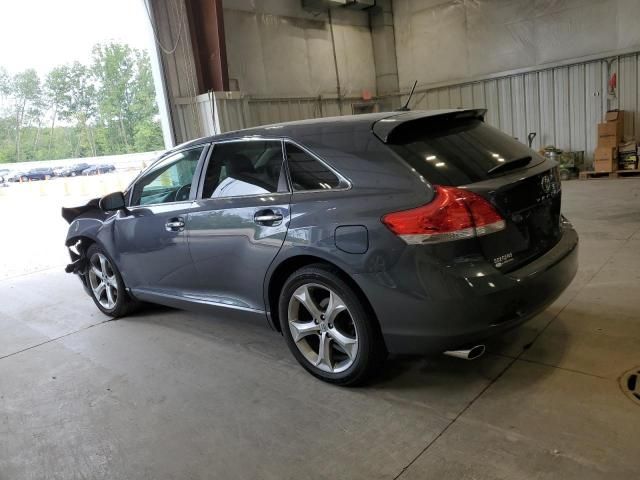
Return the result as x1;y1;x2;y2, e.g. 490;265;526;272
65;240;88;274
64;239;92;294
62;198;107;287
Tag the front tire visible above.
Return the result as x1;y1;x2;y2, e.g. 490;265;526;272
279;264;386;386
86;244;137;318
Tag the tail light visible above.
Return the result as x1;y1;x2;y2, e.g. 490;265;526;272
382;186;506;244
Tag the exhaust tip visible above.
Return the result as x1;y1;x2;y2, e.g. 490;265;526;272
443;344;486;360
467;344;485;360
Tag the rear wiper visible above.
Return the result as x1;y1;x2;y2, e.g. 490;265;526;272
488;156;532;175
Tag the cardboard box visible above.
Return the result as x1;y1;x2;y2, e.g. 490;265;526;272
605;109;624;137
594;146;617;172
597;122;621;148
618;140;636;154
605;110;624;122
605;110;621;121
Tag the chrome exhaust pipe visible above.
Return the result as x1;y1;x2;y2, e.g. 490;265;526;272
443;345;485;360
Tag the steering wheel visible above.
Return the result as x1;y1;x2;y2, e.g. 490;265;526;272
174;184;191;202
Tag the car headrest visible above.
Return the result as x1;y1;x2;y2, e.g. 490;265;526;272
224;153;254;177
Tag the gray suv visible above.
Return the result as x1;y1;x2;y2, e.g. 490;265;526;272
62;110;578;385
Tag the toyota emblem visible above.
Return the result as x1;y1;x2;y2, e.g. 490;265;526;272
541;175;552;194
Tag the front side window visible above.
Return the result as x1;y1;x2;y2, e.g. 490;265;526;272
285;143;341;191
131;147;204;206
202;140;286;198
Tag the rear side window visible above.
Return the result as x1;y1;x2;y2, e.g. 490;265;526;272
202;140;287;198
285;143;342;191
388;119;541;186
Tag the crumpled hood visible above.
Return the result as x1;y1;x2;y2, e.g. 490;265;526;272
61;198;101;224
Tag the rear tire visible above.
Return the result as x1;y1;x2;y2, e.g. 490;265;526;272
279;264;386;386
86;244;138;318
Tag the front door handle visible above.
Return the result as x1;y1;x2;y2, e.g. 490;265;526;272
165;217;185;232
254;210;283;226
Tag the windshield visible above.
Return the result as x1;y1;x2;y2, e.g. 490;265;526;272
388;119;541;186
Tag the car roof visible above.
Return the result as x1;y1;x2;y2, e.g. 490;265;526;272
171;108;486;151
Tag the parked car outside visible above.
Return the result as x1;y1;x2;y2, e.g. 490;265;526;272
59;163;90;177
7;171;26;182
82;164;116;176
0;168;9;186
18;167;55;181
62;110;578;385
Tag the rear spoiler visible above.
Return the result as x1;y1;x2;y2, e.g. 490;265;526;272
372;109;487;143
61;198;100;224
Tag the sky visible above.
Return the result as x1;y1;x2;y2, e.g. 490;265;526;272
0;0;153;76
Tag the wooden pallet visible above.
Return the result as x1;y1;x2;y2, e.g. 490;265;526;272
579;169;640;180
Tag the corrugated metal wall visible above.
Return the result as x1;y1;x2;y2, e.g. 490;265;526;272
175;51;640;169
402;52;640;165
248;97;343;126
174;94;396;138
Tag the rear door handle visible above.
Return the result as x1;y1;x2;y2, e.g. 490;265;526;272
165;217;185;232
254;210;284;226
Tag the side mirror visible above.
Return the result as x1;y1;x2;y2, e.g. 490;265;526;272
99;191;126;212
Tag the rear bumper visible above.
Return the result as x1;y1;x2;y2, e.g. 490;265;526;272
354;224;578;355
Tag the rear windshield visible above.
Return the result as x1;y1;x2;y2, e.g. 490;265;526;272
388;119;540;186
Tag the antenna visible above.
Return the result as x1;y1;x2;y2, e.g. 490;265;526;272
397;81;418;111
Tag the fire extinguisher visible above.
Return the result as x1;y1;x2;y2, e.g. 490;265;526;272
609;72;617;97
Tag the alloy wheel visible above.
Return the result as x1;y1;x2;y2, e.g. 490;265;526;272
287;283;359;373
88;253;118;310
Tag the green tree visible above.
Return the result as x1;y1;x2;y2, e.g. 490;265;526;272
92;42;136;153
0;67;12;161
44;66;71;157
57;62;98;157
0;41;164;164
10;69;41;162
131;50;163;151
0;67;10;101
91;42;163;154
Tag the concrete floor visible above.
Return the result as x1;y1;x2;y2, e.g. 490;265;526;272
1;179;639;479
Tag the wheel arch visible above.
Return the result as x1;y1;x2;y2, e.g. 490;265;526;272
64;221;110;275
65;233;97;249
265;254;383;345
63;234;97;290
65;231;100;268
